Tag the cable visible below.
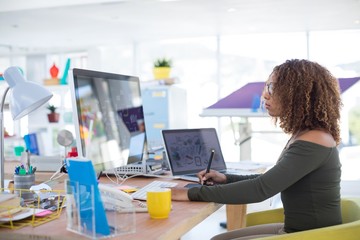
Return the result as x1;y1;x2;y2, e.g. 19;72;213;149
43;171;65;185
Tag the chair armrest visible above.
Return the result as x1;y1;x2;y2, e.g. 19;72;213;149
341;198;360;223
246;208;284;227
253;220;360;240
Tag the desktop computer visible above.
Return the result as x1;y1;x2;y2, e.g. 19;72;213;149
68;68;163;176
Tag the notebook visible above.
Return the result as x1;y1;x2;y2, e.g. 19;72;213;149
162;128;232;182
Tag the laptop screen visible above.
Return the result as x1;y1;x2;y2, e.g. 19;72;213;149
162;128;227;176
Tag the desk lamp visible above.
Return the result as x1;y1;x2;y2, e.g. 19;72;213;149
0;66;53;189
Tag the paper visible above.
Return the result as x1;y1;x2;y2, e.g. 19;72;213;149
0;208;43;222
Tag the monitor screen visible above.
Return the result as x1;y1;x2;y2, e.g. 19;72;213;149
69;68;147;173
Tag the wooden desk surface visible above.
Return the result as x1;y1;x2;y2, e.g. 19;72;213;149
1;163;222;240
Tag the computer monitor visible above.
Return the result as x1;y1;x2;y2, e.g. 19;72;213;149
69;68;147;173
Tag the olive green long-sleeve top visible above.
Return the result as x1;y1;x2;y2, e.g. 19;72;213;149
188;140;342;233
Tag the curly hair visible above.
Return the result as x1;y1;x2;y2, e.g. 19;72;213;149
271;59;342;145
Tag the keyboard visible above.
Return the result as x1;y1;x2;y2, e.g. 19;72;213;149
131;180;178;201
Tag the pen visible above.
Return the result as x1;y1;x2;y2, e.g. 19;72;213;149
26;150;31;171
203;149;215;185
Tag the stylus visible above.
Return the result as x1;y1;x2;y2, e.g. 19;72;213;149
203;149;215;185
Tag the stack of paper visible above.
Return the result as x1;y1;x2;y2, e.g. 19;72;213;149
0;193;21;218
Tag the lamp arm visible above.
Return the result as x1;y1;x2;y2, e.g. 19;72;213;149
1;87;10;112
0;86;10;190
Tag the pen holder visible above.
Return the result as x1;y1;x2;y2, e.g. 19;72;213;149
14;174;35;201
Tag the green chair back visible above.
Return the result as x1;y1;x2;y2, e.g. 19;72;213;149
341;198;360;223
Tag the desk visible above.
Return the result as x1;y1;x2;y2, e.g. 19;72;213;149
1;162;222;240
224;161;270;230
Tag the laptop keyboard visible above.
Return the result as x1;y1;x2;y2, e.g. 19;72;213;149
179;175;199;182
131;180;178;201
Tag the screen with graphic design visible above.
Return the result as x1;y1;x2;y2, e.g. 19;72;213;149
69;68;146;173
162;128;227;175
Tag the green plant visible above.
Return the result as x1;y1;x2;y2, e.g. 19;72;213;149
47;105;57;113
154;58;172;68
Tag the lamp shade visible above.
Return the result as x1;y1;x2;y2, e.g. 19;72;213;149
3;66;53;120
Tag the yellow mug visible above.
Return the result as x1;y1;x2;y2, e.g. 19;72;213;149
146;188;171;219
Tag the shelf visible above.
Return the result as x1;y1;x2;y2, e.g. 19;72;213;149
26;84;74;156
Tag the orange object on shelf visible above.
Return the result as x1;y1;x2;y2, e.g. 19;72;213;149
50;63;59;79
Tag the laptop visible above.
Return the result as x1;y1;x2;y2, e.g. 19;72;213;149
162;128;233;182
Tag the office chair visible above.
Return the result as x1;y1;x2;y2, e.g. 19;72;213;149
245;197;360;240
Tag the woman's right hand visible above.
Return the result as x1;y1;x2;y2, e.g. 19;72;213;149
197;169;227;185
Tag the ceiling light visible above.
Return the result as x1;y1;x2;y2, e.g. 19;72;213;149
157;0;180;2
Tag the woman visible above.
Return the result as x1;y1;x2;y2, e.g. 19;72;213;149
171;59;343;239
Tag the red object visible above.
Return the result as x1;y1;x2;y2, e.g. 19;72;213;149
50;63;59;78
67;147;78;157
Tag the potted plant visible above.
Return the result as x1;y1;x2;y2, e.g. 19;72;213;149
153;58;172;80
47;104;60;123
